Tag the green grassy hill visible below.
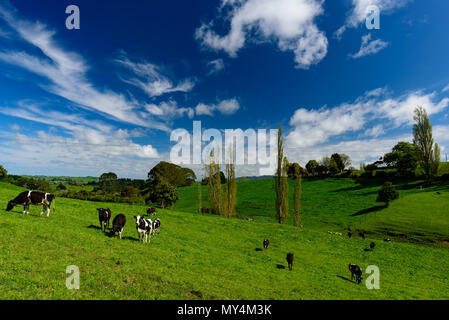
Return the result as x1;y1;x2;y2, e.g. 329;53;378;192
1;180;449;299
177;178;449;242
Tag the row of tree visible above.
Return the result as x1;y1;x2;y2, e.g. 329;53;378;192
202;147;237;216
362;106;440;183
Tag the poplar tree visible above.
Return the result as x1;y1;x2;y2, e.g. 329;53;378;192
275;124;289;223
206;151;223;215
413;106;440;183
293;168;302;227
225;146;237;216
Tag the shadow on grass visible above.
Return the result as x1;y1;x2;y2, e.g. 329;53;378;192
255;248;263;252
276;264;286;269
87;225;101;230
351;205;388;217
337;275;359;285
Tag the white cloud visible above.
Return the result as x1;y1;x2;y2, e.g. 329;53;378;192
195;0;328;69
195;98;240;116
350;34;389;58
286;87;449;148
0;4;197;132
207;58;225;75
144;101;194;120
336;0;412;38
443;84;449;92
363;124;385;137
0;102;160;178
285;135;411;168
115;56;196;97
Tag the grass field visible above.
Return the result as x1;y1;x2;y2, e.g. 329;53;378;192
1;178;449;300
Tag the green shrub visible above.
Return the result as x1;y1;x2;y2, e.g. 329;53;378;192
377;181;399;205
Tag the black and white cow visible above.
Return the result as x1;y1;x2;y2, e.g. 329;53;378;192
349;264;363;284
263;239;269;249
152;218;161;236
109;214;126;239
97;208;111;232
6;191;55;217
134;216;153;243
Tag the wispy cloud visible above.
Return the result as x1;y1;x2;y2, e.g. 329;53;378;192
0;3;188;132
115;55;196;97
335;0;413;39
350;34;389;59
195;98;240;116
207;58;225;75
195;0;328;69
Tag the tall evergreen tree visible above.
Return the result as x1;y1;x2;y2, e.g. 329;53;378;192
280;156;289;223
225;146;237;216
206;151;223;215
275;124;289;223
197;178;202;213
293;167;302;227
413;106;440;183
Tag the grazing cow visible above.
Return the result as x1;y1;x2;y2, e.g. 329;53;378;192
97;208;111;231
286;253;294;271
109;214;126;239
370;242;375;251
146;207;156;215
348;231;352;238
6;191;55;217
384;238;391;242
152;218;161;236
349;264;363;284
134;216;152;243
359;231;365;240
263;239;269;249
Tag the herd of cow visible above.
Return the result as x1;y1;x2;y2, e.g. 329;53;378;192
97;207;161;243
5;190;368;283
5;190;161;244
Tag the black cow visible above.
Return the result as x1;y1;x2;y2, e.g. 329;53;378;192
6;191;55;217
349;264;363;284
286;253;294;271
370;242;375;251
152;218;161;236
359;231;365;240
134;216;152;243
348;231;352;238
146;207;156;215
263;239;269;249
109;214;126;239
97;208;111;231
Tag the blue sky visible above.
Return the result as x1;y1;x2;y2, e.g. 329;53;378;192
0;0;448;178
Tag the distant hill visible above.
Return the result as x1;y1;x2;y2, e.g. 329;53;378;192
236;175;273;181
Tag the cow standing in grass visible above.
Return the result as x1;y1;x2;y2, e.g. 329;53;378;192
349;264;363;284
146;207;156;216
109;214;126;239
152;218;161;236
286;253;294;271
97;208;111;232
134;216;152;243
263;239;269;249
6;191;55;217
